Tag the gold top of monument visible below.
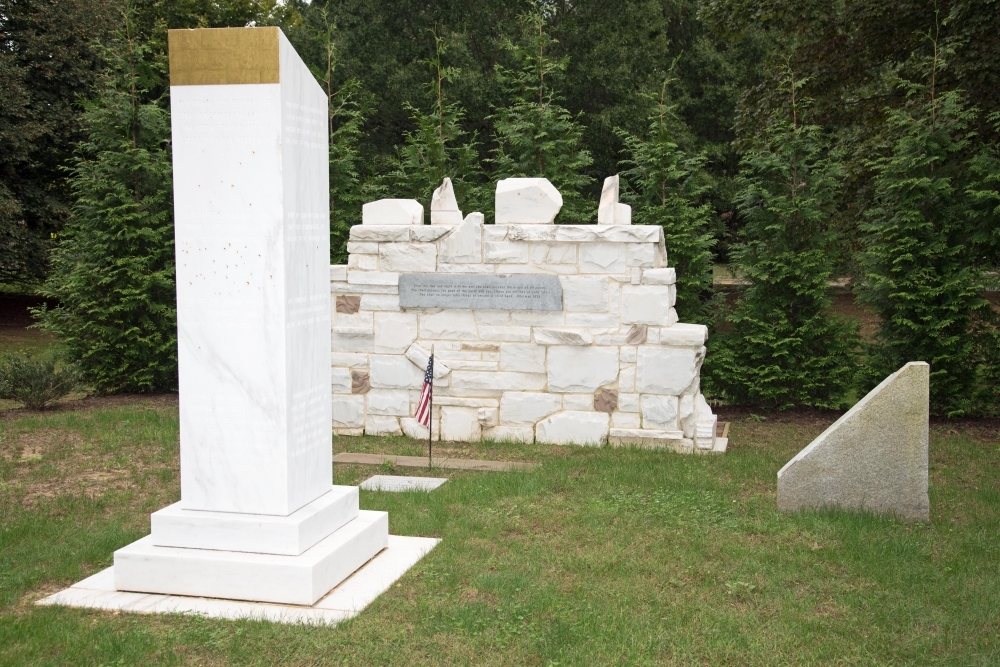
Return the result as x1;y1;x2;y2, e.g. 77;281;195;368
168;27;280;86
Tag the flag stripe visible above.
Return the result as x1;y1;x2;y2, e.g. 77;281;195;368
415;354;434;427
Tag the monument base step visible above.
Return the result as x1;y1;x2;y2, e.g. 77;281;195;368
151;486;359;555
39;534;439;625
114;510;388;606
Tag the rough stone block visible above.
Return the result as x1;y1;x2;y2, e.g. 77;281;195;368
594;388;619;413
370;355;424;389
365;415;402;436
332;395;365;428
777;362;930;521
483;425;534;443
500;343;546;372
430;177;463;225
362;199;423;225
484;241;529;263
536;411;609;445
641;394;679;430
621;284;676;325
419;311;478;340
440;406;482;442
641;268;676;285
451;371;546;392
404;343;451;379
438;212;483;263
626;243;655;267
495;178;563;224
379;243;437;273
611;411;641;429
636;346;702;395
580;243;626;273
597;175;632;226
331;368;352;394
411;226;453;242
547;346;619;393
533;328;593;346
330;265;348;281
401;416;439;440
499;392;562;426
658;323;708;347
350;225;410;242
348;271;399;286
561;276;609;312
373;312;418;354
366;389;410;416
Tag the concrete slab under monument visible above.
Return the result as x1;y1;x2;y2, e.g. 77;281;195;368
777;362;930;521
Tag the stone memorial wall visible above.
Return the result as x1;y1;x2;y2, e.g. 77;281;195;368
330;176;723;452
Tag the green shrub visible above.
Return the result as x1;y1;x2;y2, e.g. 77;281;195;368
706;70;859;409
0;353;78;410
32;19;176;395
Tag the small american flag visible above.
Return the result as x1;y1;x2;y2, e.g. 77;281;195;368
415;354;434;427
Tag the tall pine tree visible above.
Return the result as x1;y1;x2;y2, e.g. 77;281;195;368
490;13;593;223
707;68;858;409
620;78;716;324
33;14;176;394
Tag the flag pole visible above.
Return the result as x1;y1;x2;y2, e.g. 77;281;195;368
428;344;434;470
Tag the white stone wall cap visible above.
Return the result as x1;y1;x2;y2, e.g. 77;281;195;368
362;199;424;225
350;226;411;242
507;225;659;243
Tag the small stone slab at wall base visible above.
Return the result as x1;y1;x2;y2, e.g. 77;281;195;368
608;428;694;453
777;361;930;522
38;535;440;626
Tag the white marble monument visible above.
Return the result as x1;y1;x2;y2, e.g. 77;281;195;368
331;176;724;452
39;27;437;622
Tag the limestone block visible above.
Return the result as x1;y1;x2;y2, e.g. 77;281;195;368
331;352;368;367
430;177;463;225
580;243;626;273
348;271;399;286
622;284;676;326
477;407;499;428
608;429;689;452
641;268;676;285
483;226;509;242
360;294;400;311
641;395;679;430
563;394;595;411
330;265;347;281
346;242;378;254
447;360;498;371
624;326;647;345
373;312;418;354
500;343;546;372
362;199;423;225
777;362;930;521
401;416;439;440
365;415;402;436
331;329;374;353
597;175;632;226
509;310;565;327
618;393;639;412
561;276;609;312
500;392;562;426
367;389;410;416
332;395;365;428
331;368;352;394
370;354;424;389
621;346;637;363
636;346;702;395
406;343;451;380
419;311;478;340
438;212;483;263
451;371;546;392
658;323;708;347
531;244;577;265
612;411;641;428
495;178;563;224
483;426;534;443
331;281;398;295
547;346;619;393
348;254;379;271
484;241;529;263
411;226;453;242
533;328;593;346
478;326;532;342
619;365;636;392
536;411;609;446
350;225;410;242
626;243;655;267
335;427;365;437
440;407;482;442
379;243;437;273
565;313;620;327
679;394;695;437
438;263;495;274
433;396;498;408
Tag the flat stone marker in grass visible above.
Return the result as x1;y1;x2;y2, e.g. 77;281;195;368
360;475;449;492
777;362;930;522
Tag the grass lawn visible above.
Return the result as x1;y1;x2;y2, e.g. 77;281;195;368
1;399;998;665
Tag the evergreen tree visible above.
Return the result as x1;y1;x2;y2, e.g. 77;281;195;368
620;78;717;324
33;16;176;394
707;69;858;409
383;30;483;212
490;13;593;223
857;36;1000;416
